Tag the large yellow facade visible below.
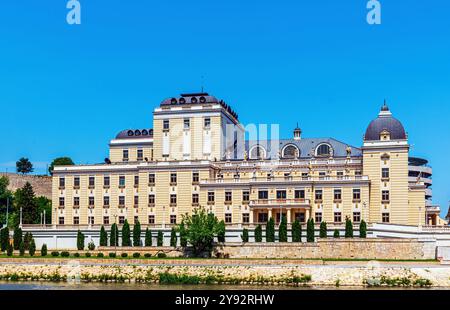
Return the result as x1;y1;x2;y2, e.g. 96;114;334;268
52;93;435;228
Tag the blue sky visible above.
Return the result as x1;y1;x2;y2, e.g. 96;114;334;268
0;1;449;215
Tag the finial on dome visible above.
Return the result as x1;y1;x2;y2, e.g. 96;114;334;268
381;99;389;111
293;123;302;140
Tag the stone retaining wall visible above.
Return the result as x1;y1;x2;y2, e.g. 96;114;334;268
1;173;51;199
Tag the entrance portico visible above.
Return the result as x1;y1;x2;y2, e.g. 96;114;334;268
250;198;312;224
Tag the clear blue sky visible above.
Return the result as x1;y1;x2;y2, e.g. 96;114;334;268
0;1;449;215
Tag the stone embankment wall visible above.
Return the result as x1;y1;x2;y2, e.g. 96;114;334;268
1;173;51;199
217;239;436;260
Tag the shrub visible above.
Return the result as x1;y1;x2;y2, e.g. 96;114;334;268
217;220;226;243
306;218;315;242
97;253;104;258
108;252;116;258
74;253;80;257
0;227;9;252
170;227;177;247
121;220;131;247
359;220;367;238
23;232;32;250
157;231;163;247
88;241;95;251
100;226;108;247
61;251;70;257
278;215;287;242
319;221;327;238
51;251;59;257
266;218;275;242
133;252;140;258
7;243;13;256
29;239;36;256
144;228;152;247
76;230;85;250
144;253;152;258
179;223;187;247
241;228;249;243
292;220;301;242
254;225;262;242
121;253;128;258
110;223;119;247
157;252;167;258
19;241;25;256
133;220;141;247
13;227;22;250
85;252;91;257
345;217;354;238
41;244;47;256
333;229;340;238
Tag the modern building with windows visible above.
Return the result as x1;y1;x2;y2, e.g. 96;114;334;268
51;93;447;229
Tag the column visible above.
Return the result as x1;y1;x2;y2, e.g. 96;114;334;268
305;208;310;221
268;208;273;220
286;209;291;224
250;210;254;224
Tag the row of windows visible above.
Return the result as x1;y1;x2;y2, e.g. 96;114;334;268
59;215;177;226
122;149;144;161
163;117;211;131
313;189;362;201
256;212;390;224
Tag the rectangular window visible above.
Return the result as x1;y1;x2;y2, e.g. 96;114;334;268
184;118;190;129
74;176;80;188
88;196;95;206
294;212;306;223
382;190;390;202
334;189;342;201
258;213;268;223
88;216;95;225
134;195;139;207
104;176;110;187
207;191;215;203
225;213;232;223
58;217;64;225
73;197;80;206
119;196;125;206
192;172;199;184
170;194;177;205
119;176;126;188
89;176;95;188
258;190;268;200
242;191;250;202
225;191;232;202
353;188;361;201
103;216;109;225
334;212;342;223
242;213;250;223
276;190;287;200
170;173;177;185
148;173;155;185
123;149;129;161
59;197;65;207
315;212;322;223
294;189;305;200
315;190;323;201
59;177;65;188
170;215;177;224
134;175;139;187
148;215;155;224
163;119;169;130
353;212;361;223
337;171;344;179
204;117;211;128
73;217;79;225
382;213;390;223
192;193;199;205
301;172;309;180
382;168;390;179
148;194;155;205
119;216;125;224
137;149;143;161
355;170;362;176
103;196;110;206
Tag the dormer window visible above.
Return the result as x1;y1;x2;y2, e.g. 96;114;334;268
250;145;266;160
282;144;300;159
316;144;332;157
380;130;391;141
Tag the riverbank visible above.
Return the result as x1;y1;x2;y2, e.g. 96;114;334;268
0;259;449;288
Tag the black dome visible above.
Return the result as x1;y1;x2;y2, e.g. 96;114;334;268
364;103;407;141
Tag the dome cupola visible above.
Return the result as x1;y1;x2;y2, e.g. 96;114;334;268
364;101;407;141
293;123;302;140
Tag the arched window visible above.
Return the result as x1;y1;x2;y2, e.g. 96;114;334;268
282;145;299;159
250;145;266;160
316;144;332;157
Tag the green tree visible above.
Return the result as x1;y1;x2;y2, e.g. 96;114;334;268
48;157;74;175
19;241;25;256
7;243;13;256
35;196;52;224
15;182;38;224
266;217;275;242
241;228;249;242
170;227;177;247
121;220;131;246
278;215;287;242
0;227;9;251
306;218;315;242
319;221;328;238
0;176;13;227
217;220;226;243
13;226;22;250
291;220;302;242
23;232;32;250
359;220;367;238
29;238;36;256
144;228;152;246
345;217;354;238
41;243;47;256
333;229;340;238
100;225;108;246
110;223;119;247
254;225;263;242
179;222;187;247
179;207;222;256
77;230;85;250
16;157;33;175
157;231;164;246
133;220;141;246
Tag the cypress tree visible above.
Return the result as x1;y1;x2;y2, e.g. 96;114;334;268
179;223;187;247
278;215;287;242
121;220;131;246
157;231;164;246
29;238;36;256
19;241;25;256
0;227;9;252
13;227;22;250
23;232;32;250
7;243;13;256
254;225;262;242
241;228;249;242
345;217;354;238
319;221;328;238
306;218;315;242
144;228;152;246
291;219;302;242
76;230;85;250
333;229;340;238
100;225;108;246
41;243;47;256
266;217;275;242
217;220;226;243
359;220;367;238
170;227;177;247
133;220;142;246
110;223;119;247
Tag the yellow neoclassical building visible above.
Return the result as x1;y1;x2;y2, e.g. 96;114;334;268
52;92;444;229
